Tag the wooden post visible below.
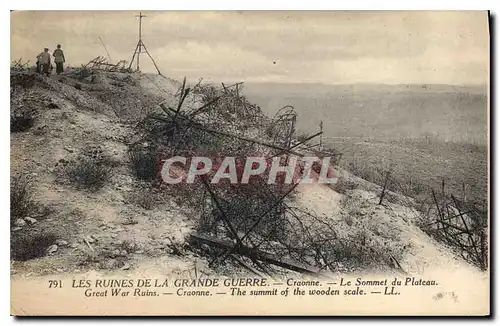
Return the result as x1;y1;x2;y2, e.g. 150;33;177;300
378;170;391;205
319;120;323;151
137;12;144;71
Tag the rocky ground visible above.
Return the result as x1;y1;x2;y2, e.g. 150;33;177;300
10;72;205;278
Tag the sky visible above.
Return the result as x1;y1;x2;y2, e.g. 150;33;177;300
10;11;489;85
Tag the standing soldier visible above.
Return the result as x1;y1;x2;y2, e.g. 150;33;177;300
37;48;51;77
35;54;41;73
52;44;66;75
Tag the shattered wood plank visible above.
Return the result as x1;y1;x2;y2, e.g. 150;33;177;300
189;124;309;157
189;233;320;275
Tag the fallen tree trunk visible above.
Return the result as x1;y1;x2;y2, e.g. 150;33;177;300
189;233;320;275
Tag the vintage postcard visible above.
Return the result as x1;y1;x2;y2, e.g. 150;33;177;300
10;11;490;316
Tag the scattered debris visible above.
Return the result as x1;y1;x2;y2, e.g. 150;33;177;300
8;63;487;283
11;58;32;72
83;56;130;73
55;239;69;247
136;77;350;276
422;188;488;270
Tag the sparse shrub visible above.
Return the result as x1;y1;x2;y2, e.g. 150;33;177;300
129;147;159;181
10;175;37;222
330;241;388;271
328;230;375;267
271;204;408;273
11;114;35;133
78;239;138;269
328;225;406;272
127;187;161;210
65;157;111;190
11;233;57;261
10;72;39;88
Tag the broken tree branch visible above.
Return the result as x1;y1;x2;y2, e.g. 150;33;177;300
190;233;320;275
